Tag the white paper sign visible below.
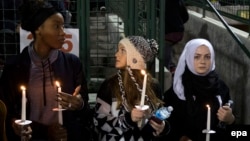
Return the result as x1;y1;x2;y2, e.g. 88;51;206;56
20;28;79;57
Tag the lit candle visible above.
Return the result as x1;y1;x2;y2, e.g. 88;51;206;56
206;104;211;141
206;105;211;130
140;70;147;106
56;81;62;93
20;86;26;121
55;81;63;125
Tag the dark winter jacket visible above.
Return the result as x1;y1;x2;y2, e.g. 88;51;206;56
164;80;234;141
0;45;91;141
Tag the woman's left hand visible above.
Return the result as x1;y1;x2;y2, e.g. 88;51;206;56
217;106;235;124
48;123;67;141
149;119;165;136
58;85;84;110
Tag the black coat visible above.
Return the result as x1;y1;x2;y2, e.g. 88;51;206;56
0;46;91;141
163;80;234;141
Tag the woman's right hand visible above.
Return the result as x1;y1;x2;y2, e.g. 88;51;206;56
131;108;145;122
180;136;192;141
12;119;32;140
48;123;67;141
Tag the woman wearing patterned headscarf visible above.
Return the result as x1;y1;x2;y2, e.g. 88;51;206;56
94;36;170;141
0;0;90;141
163;38;235;141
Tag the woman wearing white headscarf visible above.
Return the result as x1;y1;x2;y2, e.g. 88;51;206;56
163;38;235;141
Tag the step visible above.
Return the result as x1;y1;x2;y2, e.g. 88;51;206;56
90;48;115;55
90;25;106;30
90;57;115;66
88;77;106;93
90;16;106;22
90;35;109;42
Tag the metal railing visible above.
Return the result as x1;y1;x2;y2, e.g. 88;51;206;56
1;0;250;92
187;0;250;26
186;0;250;58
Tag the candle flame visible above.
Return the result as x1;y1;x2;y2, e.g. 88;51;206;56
206;104;210;109
20;85;26;91
141;70;146;75
55;81;60;87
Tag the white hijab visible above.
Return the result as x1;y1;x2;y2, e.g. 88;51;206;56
173;38;216;100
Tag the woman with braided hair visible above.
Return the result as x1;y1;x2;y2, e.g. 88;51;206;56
94;36;170;141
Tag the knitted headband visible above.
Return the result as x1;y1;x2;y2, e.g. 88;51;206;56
20;0;58;32
118;36;158;70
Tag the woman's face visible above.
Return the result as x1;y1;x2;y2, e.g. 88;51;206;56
36;13;65;49
115;43;127;69
193;45;211;75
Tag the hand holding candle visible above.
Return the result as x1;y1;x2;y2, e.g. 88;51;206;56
15;86;32;141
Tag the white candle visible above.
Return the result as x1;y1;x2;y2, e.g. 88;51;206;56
55;81;63;125
206;104;211;141
20;86;26;121
140;70;147;106
206;105;211;130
